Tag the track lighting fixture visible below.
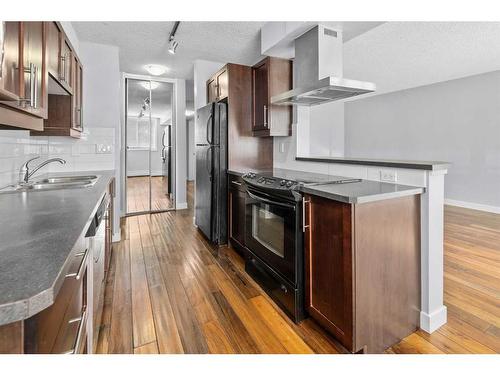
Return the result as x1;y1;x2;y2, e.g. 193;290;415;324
168;22;180;55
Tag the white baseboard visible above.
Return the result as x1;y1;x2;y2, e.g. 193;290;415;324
445;199;500;214
112;228;121;243
127;171;164;177
176;202;188;210
420;305;447;333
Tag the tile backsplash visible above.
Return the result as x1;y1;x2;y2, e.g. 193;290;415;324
0;127;115;187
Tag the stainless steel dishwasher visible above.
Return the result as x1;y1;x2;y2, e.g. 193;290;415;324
85;195;110;353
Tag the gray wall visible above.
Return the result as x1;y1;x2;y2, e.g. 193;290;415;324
345;70;500;207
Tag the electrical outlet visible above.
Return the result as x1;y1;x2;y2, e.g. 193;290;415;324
380;170;397;182
96;144;112;154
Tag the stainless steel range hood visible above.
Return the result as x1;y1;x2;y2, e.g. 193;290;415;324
271;25;375;106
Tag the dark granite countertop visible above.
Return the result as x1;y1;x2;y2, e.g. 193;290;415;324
300;179;424;204
0;170;115;325
228;167;424;204
295;156;450;171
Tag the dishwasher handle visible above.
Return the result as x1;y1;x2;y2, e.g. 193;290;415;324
85;195;110;237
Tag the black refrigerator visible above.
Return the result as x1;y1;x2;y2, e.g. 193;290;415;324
195;102;228;244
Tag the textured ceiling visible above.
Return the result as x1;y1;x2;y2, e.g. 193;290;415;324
72;21;384;80
73;21;266;79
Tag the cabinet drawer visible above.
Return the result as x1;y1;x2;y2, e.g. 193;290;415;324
228;173;245;191
25;247;89;354
51;271;86;354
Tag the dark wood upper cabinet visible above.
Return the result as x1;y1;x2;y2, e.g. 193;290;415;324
0;22;46;131
30;22;83;138
216;68;228;100
206;67;228;103
251;57;292;137
60;38;73;92
46;22;61;80
304;193;421;353
21;21;47;119
207;77;217;103
72;57;83;131
205;63;273;171
0;22;21;101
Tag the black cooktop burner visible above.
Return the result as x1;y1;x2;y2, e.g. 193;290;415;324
242;168;361;199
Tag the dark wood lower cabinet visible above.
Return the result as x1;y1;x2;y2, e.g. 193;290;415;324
228;173;247;254
0;179;114;354
304;193;421;353
304;196;353;349
24;245;88;354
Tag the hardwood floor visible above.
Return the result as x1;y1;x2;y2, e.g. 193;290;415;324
97;183;499;354
127;176;173;213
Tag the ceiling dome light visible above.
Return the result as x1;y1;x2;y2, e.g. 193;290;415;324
144;64;168;76
139;81;160;90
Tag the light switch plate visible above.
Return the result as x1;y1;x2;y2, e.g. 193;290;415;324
96;144;113;154
380;169;397;183
279;142;285;153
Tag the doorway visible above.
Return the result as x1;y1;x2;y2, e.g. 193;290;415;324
124;76;176;215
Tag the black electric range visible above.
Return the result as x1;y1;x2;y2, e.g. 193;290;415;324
240;169;360;322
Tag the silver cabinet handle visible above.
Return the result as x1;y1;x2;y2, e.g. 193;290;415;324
263;105;268;128
65;249;88;280
231;180;242;186
60;54;65;81
19;63;37;108
0;22;5;79
63;307;87;354
32;64;38;109
302;198;310;232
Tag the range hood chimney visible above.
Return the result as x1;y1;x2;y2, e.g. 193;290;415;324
271;25;375;106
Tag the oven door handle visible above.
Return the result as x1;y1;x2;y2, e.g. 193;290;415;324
246;190;295;210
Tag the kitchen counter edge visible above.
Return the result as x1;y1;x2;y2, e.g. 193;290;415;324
0;171;115;326
295;156;450;171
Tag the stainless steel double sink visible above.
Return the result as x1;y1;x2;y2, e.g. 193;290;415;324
0;175;100;193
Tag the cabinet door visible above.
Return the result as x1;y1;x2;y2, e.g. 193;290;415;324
60;38;73;91
0;22;21;101
229;187;246;249
252;60;268;131
72;58;82;130
216;68;228;100
304;194;354;350
46;22;61;80
207;77;217;103
21;21;46;117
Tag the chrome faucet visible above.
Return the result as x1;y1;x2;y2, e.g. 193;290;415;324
18;157;66;184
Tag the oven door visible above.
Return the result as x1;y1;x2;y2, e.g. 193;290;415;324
245;187;297;283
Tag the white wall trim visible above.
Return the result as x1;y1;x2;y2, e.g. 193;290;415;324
112;228;122;243
445;199;500;214
420;305;448;333
176;202;188;210
126;170;164;177
122;73;181;214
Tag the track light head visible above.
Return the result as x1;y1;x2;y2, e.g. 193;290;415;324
168;38;179;55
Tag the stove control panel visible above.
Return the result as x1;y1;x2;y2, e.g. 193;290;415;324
242;173;298;190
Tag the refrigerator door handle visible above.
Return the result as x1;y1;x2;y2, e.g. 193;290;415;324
206;113;213;145
161;130;166;147
205;145;213;178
